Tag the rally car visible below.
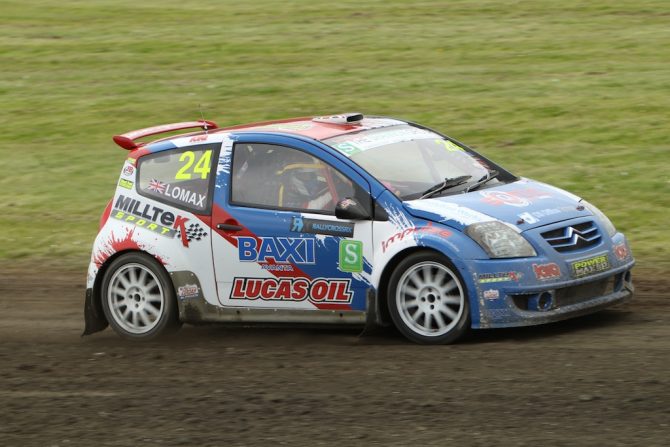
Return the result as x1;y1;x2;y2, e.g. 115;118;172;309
83;113;634;344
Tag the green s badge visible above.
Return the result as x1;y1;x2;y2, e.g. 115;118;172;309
339;240;363;273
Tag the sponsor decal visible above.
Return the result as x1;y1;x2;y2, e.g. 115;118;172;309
532;208;563;218
177;284;199;300
518;208;572;224
481;189;553;208
111;209;177;238
189;134;208;143
118;179;134;190
571;254;610;278
290;216;304;232
111;194;206;247
518;212;539;224
332;142;361;157
127;157;137;166
123;164;135;176
381;222;452;253
331;127;435;156
261;264;294;272
339;240;363;273
483;289;499;300
613;243;629;261
533;263;561;281
481;191;530;207
146;179;206;208
230;277;353;304
477;272;521;283
253;122;314;132
290;216;354;237
404;200;491;226
237;237;315;264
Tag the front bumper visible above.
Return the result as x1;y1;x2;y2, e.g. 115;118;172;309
470;259;635;329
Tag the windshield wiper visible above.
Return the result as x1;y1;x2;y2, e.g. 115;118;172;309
420;175;472;199
465;170;499;193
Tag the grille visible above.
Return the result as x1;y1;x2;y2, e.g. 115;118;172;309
510;273;621;311
541;221;601;253
553;276;616;307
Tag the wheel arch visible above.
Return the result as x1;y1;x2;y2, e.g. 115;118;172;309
85;249;169;335
376;246;449;326
375;237;479;328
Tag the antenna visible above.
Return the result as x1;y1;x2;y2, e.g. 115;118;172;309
199;104;209;133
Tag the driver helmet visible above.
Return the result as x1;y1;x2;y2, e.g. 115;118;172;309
289;166;320;197
276;157;325;207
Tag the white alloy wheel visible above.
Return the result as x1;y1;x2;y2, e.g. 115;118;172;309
396;261;465;337
106;262;165;335
388;252;470;344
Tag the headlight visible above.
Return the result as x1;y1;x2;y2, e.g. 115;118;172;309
466;221;537;258
581;200;616;237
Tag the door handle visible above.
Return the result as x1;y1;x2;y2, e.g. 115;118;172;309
216;222;243;232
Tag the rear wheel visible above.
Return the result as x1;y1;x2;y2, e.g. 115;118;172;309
101;252;181;340
388;252;470;344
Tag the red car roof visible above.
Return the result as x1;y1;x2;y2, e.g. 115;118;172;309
217;115;405;141
120;114;406;152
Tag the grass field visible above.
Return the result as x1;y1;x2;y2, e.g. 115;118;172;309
1;0;668;270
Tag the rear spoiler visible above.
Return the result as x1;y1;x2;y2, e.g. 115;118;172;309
112;120;219;150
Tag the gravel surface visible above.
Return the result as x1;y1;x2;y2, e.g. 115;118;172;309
0;269;668;446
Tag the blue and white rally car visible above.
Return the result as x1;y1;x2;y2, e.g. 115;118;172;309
83;113;634;344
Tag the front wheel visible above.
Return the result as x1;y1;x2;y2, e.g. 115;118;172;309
388;252;470;344
101;252;181;340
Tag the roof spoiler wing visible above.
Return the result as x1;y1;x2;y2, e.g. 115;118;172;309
112;120;219;150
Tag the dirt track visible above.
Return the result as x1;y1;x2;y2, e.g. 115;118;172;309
0;269;668;446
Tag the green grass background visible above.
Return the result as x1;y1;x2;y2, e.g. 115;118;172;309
1;0;668;271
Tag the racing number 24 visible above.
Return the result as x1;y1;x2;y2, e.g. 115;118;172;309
176;150;212;180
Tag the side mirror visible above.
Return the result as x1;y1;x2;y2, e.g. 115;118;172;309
335;197;370;220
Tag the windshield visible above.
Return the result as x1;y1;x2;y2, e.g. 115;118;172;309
325;124;511;200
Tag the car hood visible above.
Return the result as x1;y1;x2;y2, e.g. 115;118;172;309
402;178;591;232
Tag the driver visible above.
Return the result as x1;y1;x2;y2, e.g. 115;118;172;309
277;158;332;211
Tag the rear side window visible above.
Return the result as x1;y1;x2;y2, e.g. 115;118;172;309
137;144;218;213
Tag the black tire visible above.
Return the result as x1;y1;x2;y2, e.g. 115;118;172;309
101;252;181;340
388;251;470;344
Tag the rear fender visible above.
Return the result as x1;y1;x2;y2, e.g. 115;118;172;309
82;248;167;336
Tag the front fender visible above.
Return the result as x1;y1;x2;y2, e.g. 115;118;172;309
412;231;487;328
371;209;488;329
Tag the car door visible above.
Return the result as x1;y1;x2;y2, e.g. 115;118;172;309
212;135;374;313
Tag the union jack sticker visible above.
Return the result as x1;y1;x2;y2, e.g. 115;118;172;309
147;178;166;193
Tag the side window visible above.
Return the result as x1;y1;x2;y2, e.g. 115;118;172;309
137;144;217;213
231;143;365;214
